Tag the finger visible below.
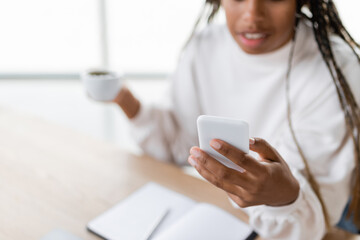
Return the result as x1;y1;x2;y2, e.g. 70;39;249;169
188;155;245;197
209;139;265;174
249;137;282;162
189;147;253;189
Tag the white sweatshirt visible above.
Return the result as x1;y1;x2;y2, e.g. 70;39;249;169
129;20;360;239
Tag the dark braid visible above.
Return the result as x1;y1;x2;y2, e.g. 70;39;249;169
309;0;360;227
205;0;220;23
200;0;360;229
326;1;360;54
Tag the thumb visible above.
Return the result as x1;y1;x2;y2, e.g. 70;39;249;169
249;137;281;162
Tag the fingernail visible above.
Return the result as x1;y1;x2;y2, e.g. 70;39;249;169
188;156;197;167
190;148;201;158
210;140;221;150
249;138;255;145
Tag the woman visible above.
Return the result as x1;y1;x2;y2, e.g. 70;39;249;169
113;0;360;239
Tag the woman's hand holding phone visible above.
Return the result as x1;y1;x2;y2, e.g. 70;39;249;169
188;137;300;207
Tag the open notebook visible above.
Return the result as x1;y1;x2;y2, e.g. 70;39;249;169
87;182;255;240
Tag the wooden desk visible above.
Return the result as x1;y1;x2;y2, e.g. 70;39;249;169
0;107;358;240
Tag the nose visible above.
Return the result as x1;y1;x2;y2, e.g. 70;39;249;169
242;0;265;23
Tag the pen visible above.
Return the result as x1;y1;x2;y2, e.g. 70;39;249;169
245;230;258;240
142;208;170;240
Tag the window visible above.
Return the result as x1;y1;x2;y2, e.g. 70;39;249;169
106;0;203;73
0;0;204;75
0;0;357;76
0;0;100;73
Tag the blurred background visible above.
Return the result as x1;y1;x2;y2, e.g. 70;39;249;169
0;0;359;153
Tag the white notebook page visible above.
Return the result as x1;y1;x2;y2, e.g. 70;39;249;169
87;182;196;240
154;203;253;240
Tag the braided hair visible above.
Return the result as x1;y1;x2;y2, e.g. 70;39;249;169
196;0;360;229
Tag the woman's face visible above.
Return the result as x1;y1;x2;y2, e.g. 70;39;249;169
221;0;297;54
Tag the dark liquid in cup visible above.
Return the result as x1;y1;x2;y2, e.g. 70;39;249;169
89;71;110;76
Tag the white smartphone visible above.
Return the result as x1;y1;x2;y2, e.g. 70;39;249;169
197;115;249;172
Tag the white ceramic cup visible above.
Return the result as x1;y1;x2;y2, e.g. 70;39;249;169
81;70;123;101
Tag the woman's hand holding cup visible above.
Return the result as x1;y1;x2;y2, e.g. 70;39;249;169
81;69;140;119
81;69;123;102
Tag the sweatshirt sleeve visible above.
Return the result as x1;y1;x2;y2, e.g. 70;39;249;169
241;41;360;240
128;39;201;165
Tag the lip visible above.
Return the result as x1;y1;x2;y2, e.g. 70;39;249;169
237;31;269;49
